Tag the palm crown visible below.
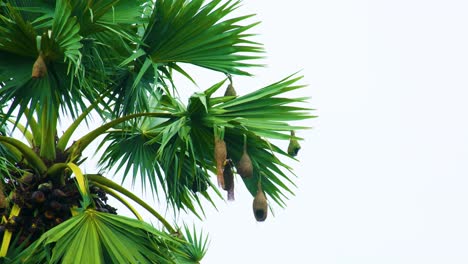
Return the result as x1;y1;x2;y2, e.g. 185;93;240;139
0;0;312;263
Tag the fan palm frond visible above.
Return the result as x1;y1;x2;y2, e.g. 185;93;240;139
13;209;184;264
176;224;209;264
143;0;263;76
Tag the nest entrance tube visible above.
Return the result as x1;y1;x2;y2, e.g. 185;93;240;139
254;208;266;220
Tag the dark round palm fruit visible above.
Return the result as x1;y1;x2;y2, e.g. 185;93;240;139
49;201;62;211
287;130;301;156
32;52;47;78
214;137;227;188
44;210;55;220
223;159;235;201
224;83;237;97
252;182;268;222
31;191;46;204
51;189;66;198
237;137;253;178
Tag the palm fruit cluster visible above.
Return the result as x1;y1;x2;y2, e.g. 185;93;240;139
0;170;116;248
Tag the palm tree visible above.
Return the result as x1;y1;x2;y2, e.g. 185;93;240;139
0;0;312;263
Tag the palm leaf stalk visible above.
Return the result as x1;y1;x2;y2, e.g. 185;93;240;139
0;0;312;262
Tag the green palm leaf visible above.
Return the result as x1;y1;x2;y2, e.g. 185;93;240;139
99;74;311;209
143;0;263;76
98;117;218;216
177;225;209;264
13;209;184;264
98;128;166;196
189;74;312;206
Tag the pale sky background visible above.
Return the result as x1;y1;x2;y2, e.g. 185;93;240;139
76;0;468;263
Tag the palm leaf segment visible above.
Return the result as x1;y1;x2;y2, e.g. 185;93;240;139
0;0;261;120
13;209;185;264
0;0;82;122
143;0;263;76
99;74;312;212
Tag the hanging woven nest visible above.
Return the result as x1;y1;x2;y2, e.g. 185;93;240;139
287;130;301;156
224;83;237;97
31;52;47;78
223;159;235;201
224;74;237;96
214;137;227;188
252;181;268;222
237;135;253;178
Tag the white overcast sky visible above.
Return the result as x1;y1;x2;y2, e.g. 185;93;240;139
197;1;468;263
77;0;468;263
